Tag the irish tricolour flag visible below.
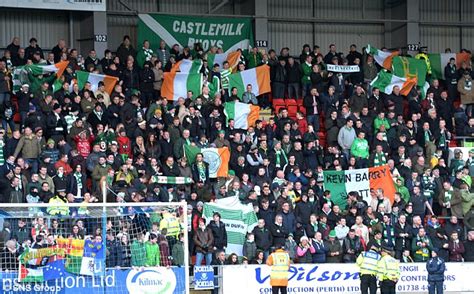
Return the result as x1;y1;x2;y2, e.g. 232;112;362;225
323;165;396;208
366;44;398;70
224;101;260;129
228;65;271;98
12;61;69;93
371;70;417;96
428;52;471;80
184;145;230;178
162;72;203;101
75;71;119;94
207;51;241;69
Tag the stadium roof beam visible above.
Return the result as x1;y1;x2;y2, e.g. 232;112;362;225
106;11;474;27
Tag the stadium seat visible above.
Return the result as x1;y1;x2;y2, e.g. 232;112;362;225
286;99;298;117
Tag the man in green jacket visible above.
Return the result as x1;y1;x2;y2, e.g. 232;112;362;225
460;182;474;216
301;54;313;97
145;233;161;266
172;233;185;266
411;227;433;262
131;232;147;267
350;131;369;168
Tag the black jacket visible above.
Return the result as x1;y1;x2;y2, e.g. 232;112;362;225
253;226;273;251
208;220;227;250
269;223;289;248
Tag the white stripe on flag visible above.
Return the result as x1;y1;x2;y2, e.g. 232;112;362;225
240;68;259;94
40;64;59;73
173;73;189;101
178;60;193;73
139;14;182;48
86;74;103;92
382;75;406;94
213;55;226;67
234;103;250;129
344;168;371;203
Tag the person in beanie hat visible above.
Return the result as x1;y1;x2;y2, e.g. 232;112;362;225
326;229;343;263
426;248;446;294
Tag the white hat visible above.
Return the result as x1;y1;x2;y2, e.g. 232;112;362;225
22;84;30;88
300;236;309;242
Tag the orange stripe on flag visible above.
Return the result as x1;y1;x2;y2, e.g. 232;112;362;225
382;52;398;70
368;165;396;204
247;105;260;128
456;52;471;68
103;75;119;94
256;65;271;95
55;61;69;77
162;72;176;101
170;60;183;74
400;77;417;96
227;51;241;70
217;147;230;177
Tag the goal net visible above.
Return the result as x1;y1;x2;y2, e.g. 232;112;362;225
0;202;189;294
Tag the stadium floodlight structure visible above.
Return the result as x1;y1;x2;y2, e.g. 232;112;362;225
0;197;190;294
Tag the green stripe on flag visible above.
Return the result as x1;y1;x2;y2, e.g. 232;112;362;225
76;71;90;91
186;73;203;99
322;170;348;208
224;102;236;126
228;72;246;99
184;144;201;164
371;70;393;91
65;255;83;275
428;54;443;80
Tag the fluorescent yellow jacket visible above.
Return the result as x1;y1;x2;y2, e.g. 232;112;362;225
356;250;381;275
266;250;290;286
160;213;180;239
47;195;69;216
377;255;400;281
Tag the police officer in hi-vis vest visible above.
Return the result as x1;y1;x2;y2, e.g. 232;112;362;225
356;243;381;294
377;244;400;294
266;245;290;294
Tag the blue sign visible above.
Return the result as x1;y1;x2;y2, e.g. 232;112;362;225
194;266;214;290
0;267;186;294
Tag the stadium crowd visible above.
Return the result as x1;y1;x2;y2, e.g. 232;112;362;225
0;35;473;269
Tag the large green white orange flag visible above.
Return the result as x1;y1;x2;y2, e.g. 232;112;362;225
428;52;471;80
224;101;260;129
228;65;271;98
366;44;398;70
184;145;230;178
323;165;396;208
75;71;119;94
207;51;241;69
162;72;203;101
12;61;69;93
371;70;417;96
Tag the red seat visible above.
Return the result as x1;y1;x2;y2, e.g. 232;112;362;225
272;98;286;107
285;99;298;107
